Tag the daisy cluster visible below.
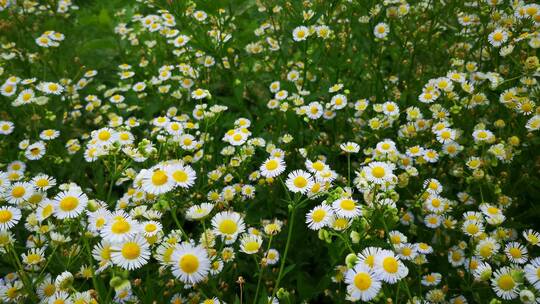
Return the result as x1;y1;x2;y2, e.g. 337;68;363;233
0;0;540;303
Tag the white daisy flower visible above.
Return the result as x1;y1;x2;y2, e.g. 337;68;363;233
240;234;263;254
111;234;150;270
340;142;360;153
139;166;175;195
0;121;15;135
373;22;389;39
171;242;211;284
36;199;55;222
475;237;500;260
332;197;362;219
357;247;381;269
330;94;347;110
265;249;280;265
421;272;442;286
25;141;46;160
374;250;408;284
87;208;112;232
101;212;141;243
363;162;395;185
141;221;162;237
5;182;34;204
211;211;245;244
306;204;333;230
260;157;286;178
166;163;197;188
0;206;21;230
524;257;540;290
285;170;314;194
345;263;382;301
191;88;209;100
39;82;64;95
488;28;508;47
504;242;528;264
491;266;519;300
186;203;214;221
292;26;309;41
53;189;88;219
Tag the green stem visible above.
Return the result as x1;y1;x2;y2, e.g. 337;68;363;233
271;208;295;300
253;235;274;304
8;245;37;302
171;206;189;240
347;154;351;187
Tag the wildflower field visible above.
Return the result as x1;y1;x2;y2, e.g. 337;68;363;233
1;0;540;303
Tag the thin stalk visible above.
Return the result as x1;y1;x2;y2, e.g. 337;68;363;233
271;208;295;300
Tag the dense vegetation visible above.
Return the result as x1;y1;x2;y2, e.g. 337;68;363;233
1;0;540;303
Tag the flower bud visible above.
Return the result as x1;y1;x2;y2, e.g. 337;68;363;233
345;253;358;268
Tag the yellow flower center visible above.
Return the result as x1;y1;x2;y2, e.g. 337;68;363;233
96;218;105;228
365;255;375;267
98;130;111;141
441;131;451;139
233;134;242;141
479;244;493;258
293;176;308;188
0;210;13;223
311;209;326;222
172;170;188;183
382;257;398;273
111;219;130;234
11;186;25;198
179;254;199;273
244;241;260;252
509;247;521;258
36;179;49;188
145;223;157;232
466;224;479;235
497;274;515;291
340;199;356;211
390;235;401;244
22;93;32;101
354;272;372;291
372;166;385;178
265;159;278;170
402;247;412;256
312;161;325;171
151;170;168;186
219;219;237;235
487;207;499;215
6;287;18;299
59;196;79;211
43;284;56;297
121;242;141;260
42;205;53;218
27;253;42;264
